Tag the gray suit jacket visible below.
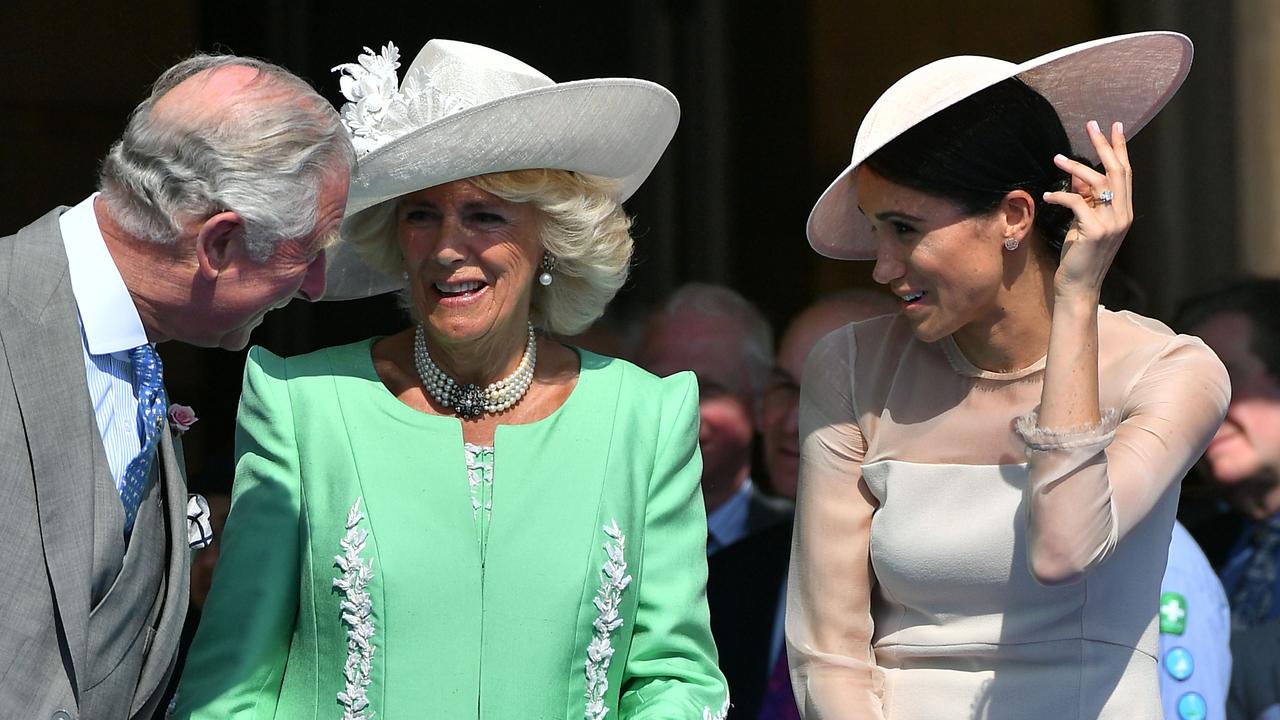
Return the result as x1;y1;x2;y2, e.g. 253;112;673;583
0;208;191;719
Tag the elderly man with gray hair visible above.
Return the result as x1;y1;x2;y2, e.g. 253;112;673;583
0;54;352;719
637;282;790;554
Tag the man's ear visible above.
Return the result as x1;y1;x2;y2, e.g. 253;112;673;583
194;211;246;280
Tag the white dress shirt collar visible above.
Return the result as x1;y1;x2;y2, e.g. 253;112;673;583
60;194;149;355
707;478;755;554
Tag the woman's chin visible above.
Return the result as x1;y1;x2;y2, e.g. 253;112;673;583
421;319;491;347
906;317;949;344
420;309;524;349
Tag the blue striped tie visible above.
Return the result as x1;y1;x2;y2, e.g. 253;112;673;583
121;344;166;533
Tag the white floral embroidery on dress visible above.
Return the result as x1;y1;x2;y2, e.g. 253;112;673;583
334;497;376;719
584;519;631;720
332;42;471;156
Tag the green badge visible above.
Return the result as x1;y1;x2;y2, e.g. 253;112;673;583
1160;592;1188;635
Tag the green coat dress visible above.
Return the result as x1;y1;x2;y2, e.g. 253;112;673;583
173;340;729;719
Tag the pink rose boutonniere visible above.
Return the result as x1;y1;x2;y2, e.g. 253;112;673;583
168;403;198;433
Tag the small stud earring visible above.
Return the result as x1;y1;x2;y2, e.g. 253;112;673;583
1003;236;1020;251
538;253;557;286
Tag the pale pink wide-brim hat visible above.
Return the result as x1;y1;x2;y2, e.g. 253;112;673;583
323;38;680;300
807;31;1193;261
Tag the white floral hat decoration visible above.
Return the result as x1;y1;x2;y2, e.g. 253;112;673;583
808;31;1193;260
323;39;680;299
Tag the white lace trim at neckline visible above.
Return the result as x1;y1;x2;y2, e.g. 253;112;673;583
464;443;495;521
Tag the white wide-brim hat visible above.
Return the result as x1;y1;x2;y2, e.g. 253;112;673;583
807;31;1193;261
323;38;680;300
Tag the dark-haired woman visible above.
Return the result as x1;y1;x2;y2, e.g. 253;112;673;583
786;34;1229;719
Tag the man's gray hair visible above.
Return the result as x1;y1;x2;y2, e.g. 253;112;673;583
98;54;356;262
658;283;774;395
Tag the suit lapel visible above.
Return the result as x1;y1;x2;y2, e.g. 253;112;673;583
1;209;101;695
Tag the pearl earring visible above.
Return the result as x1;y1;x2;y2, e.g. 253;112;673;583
538;253;557;286
1003;237;1020;251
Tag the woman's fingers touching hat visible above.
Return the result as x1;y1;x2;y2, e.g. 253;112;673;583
1053;152;1108;197
1083;121;1131;203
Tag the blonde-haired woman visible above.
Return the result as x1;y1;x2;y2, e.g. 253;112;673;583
175;39;728;719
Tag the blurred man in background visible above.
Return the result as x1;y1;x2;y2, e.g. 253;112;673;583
1178;280;1280;629
637;283;790;555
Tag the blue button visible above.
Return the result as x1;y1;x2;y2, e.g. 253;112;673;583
1177;691;1207;720
1165;647;1194;681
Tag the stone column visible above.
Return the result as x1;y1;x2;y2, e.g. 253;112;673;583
1110;0;1240;314
1235;0;1280;276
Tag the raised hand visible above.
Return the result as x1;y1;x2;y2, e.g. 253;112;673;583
1042;120;1134;300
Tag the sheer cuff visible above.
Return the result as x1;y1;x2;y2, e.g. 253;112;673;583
1014;408;1120;451
788;644;886;719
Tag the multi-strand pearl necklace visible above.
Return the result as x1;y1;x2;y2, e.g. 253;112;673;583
413;323;537;419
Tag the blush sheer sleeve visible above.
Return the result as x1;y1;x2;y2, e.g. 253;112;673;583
785;328;885;719
1016;336;1230;586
